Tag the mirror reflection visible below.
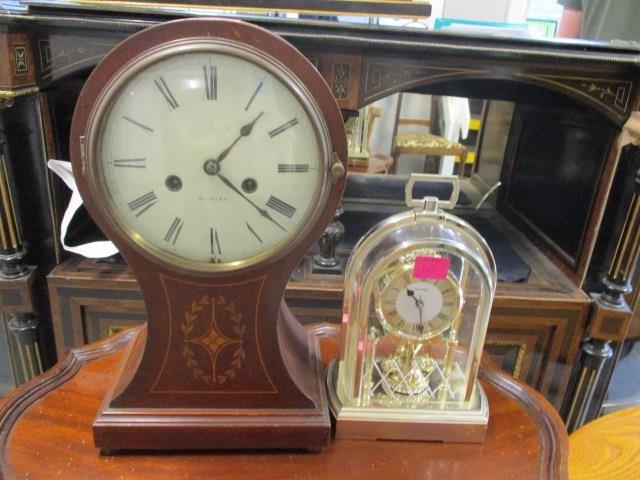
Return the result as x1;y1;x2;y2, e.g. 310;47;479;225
345;93;513;209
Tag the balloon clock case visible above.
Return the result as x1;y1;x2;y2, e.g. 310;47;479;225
70;18;347;452
327;174;496;443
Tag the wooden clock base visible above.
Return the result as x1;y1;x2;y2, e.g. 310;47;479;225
93;305;330;452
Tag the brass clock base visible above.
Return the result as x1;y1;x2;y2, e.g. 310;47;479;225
326;359;488;443
93;321;331;452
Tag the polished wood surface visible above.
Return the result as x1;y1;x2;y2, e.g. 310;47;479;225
569;406;640;480
0;325;568;479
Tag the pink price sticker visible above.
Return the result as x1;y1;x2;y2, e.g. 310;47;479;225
413;256;450;280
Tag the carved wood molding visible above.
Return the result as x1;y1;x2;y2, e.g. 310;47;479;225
362;61;490;104
516;73;633;120
479;358;569;479
0;328;136;461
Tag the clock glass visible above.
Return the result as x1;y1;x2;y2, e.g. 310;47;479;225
376;269;463;340
86;42;330;271
332;175;497;432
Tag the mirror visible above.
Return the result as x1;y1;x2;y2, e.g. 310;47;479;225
345;93;515;210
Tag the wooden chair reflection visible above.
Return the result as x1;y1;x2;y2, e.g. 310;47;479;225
347;105;393;174
390;92;467;176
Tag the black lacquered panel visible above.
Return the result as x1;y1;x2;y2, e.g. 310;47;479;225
504;104;615;264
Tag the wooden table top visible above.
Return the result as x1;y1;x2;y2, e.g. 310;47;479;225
0;325;568;479
570;406;640;479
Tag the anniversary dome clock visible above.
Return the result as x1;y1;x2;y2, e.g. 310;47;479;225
70;18;346;451
327;174;496;443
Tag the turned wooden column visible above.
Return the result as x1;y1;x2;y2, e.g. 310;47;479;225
0;125;43;386
0;31;45;386
565;115;640;431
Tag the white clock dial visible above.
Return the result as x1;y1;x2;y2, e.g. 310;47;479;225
94;48;326;268
376;270;462;339
395;281;444;325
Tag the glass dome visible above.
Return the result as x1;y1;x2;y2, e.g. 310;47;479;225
328;174;497;443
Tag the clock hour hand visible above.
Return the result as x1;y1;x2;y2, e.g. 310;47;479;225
216;173;286;232
416;296;424;335
407;289;421;308
407;289;425;334
216;111;264;163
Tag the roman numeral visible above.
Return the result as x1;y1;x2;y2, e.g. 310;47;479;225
278;164;309;173
397;318;406;329
154;76;179;109
210;227;221;262
245;81;263;111
246;221;262;243
203;65;217;100
114;158;146;168
127;191;157;217
164;217;184;245
266;195;296;218
123;115;153;133
268;118;298;138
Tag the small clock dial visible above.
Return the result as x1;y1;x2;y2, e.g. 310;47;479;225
93;48;327;269
376;270;462;339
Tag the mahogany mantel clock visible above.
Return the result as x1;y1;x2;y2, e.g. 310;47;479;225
69;18;347;451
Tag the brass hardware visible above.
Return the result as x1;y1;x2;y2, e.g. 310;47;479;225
79;136;86;175
405;173;460;211
330;152;345;183
0;154;20;249
0;87;40;109
82;39;334;273
0;87;39;101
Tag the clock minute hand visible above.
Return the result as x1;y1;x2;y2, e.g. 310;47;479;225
416;296;425;333
216;173;286;232
408;289;425;335
216;111;264;163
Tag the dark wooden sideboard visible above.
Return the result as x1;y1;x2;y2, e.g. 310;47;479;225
48;211;591;413
0;5;639;431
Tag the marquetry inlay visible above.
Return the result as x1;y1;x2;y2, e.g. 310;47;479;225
517;73;633;118
363;61;489;103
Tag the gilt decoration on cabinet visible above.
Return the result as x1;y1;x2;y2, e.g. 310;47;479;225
362;61;490;104
0;33;36;89
485;338;527;378
332;63;350;99
12;44;28;75
37;37;126;81
516;73;633;121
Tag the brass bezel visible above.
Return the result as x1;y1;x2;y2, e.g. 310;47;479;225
83;38;333;273
373;259;463;340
